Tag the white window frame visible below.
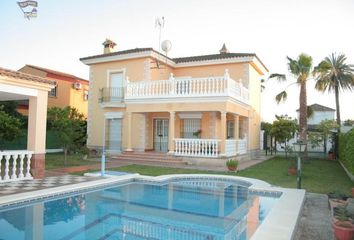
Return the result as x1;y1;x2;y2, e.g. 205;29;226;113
106;68;126;87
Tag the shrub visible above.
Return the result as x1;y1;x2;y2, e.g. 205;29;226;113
339;128;354;174
226;159;239;168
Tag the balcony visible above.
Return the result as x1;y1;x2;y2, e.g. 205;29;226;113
125;70;249;104
99;70;249;106
99;87;124;106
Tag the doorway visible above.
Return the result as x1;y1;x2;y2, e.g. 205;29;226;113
153;119;169;152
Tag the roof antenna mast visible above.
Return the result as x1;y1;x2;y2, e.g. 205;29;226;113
155;16;165;53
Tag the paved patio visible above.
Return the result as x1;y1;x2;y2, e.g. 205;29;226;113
0;175;101;197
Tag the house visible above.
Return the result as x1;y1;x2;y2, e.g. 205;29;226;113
80;40;268;165
0;67;55;179
273;103;336;153
297;103;335;130
17;65;89;116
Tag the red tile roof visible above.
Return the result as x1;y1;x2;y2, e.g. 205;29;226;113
0;67;56;85
24;64;88;82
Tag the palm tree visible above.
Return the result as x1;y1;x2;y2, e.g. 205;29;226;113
269;53;313;142
314;53;354;132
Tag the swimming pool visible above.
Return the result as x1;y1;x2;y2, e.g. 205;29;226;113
0;175;304;240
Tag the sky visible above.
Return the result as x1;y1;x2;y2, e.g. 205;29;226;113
0;0;353;122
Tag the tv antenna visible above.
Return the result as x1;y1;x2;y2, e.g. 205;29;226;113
155;16;165;52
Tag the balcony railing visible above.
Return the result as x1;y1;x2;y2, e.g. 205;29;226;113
99;87;124;103
99;70;249;105
125;70;249;103
0;150;33;183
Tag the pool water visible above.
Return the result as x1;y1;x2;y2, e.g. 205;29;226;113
0;178;279;240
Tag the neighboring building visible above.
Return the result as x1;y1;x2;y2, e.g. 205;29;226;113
274;103;336;153
80;40;268;164
297;103;335;129
18;65;89;116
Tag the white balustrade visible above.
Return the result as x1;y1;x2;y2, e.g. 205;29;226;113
225;139;237;156
225;139;248;156
0;151;33;183
237;138;248;155
125;70;249;104
174;138;220;157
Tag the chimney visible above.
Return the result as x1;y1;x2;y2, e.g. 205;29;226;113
102;39;116;54
219;43;229;54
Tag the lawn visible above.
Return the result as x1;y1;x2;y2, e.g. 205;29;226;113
46;153;99;170
106;157;353;194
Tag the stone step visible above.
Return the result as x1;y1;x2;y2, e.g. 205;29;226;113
110;153;186;165
112;153;175;161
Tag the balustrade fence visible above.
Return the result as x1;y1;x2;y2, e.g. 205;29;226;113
0;151;33;182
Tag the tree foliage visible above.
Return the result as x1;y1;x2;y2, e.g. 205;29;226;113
270;118;298;144
314;53;354;131
269;53;313;141
47;107;87;166
339;128;354;174
0;106;22;150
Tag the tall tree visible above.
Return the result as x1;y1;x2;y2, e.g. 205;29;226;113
47;107;87;166
269;53;313;142
314;53;354;132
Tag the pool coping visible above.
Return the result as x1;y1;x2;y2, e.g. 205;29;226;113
0;174;305;240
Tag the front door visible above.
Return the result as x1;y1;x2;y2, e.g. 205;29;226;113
154;119;169;152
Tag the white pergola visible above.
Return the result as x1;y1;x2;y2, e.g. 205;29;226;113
0;67;55;181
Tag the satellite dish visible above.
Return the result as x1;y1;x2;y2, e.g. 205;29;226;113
161;40;172;53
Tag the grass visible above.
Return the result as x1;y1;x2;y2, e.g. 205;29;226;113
45;153;99;170
106;157;353;194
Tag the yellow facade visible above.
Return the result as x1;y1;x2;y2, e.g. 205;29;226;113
18;65;89;117
81;45;267;160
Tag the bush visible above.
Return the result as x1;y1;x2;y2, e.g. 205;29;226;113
339;128;354;174
226;159;239;168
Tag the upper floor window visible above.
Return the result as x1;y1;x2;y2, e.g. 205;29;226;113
49;85;57;97
84;90;89;101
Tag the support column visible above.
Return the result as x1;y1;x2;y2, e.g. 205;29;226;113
125;112;133;152
27;91;48;179
168;111;175;154
220;111;227;156
234;115;239;140
25;203;44;240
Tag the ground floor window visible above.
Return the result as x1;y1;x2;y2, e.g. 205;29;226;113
181;119;201;138
105;118;122;151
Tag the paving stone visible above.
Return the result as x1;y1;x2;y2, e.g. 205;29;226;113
294;193;334;240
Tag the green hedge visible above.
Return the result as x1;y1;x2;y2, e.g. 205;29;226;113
2;129;61;150
339;128;354;174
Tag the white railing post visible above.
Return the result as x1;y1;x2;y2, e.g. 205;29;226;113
18;153;25;179
3;154;10;181
25;152;32;178
11;153;17;179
